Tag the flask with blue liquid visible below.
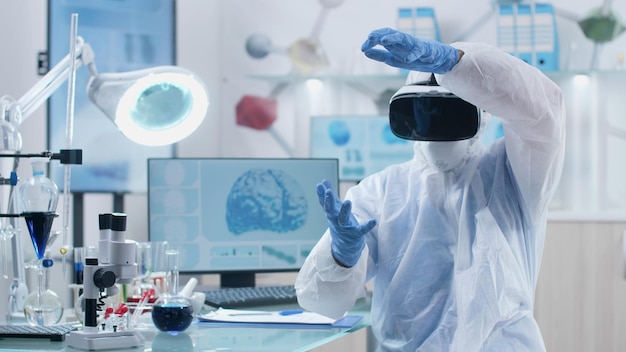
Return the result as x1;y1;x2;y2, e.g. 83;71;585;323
151;249;193;334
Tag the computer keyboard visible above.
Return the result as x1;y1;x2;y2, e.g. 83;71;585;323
0;323;78;341
203;285;298;308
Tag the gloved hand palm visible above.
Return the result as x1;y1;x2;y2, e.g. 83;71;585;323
316;179;377;267
361;27;458;74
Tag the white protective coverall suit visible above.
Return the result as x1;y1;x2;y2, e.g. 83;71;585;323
295;41;566;351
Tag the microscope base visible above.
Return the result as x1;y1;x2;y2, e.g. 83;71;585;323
66;329;145;350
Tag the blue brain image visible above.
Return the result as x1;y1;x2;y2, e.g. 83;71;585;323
328;120;350;146
226;169;308;235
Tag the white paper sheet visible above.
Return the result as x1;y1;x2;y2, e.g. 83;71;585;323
197;308;338;325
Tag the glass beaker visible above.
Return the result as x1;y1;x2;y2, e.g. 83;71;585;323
127;242;158;329
151;241;169;296
151;249;193;335
135;242;156;298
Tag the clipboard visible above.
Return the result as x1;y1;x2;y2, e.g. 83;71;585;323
196;308;363;329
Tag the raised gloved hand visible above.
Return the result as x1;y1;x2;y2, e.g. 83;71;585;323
361;27;459;74
316;179;377;267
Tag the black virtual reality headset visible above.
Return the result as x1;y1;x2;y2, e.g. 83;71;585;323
388;79;481;141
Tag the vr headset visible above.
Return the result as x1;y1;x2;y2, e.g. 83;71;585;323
389;78;480;141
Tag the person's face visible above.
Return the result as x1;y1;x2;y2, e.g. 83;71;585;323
420;140;470;172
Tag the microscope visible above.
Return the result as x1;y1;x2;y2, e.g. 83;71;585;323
66;212;145;350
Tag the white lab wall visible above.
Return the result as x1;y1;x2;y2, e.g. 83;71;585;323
215;0;626;159
217;0;494;158
1;0;626;335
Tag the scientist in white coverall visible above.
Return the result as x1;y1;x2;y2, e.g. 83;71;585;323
295;28;566;351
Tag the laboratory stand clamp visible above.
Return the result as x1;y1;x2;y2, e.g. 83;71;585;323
66;213;145;350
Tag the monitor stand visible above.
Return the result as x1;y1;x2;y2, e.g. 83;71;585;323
220;272;255;288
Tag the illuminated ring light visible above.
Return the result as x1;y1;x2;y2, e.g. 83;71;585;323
115;70;209;146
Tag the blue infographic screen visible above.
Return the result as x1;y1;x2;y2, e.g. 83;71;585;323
147;158;338;274
310;116;415;181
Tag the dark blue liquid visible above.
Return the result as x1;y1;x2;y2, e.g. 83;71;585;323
151;303;193;334
23;212;56;260
75;262;84;284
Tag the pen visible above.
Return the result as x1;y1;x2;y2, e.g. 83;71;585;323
278;309;304;316
228;309;304;316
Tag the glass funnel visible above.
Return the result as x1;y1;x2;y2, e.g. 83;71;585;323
18;157;63;326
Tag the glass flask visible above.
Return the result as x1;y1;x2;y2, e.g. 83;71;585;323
23;257;63;326
151;250;193;335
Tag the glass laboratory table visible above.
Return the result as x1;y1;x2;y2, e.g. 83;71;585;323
0;300;372;352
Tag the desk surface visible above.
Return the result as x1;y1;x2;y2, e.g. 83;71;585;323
0;300;371;352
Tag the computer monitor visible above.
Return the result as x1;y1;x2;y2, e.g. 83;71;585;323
147;158;339;288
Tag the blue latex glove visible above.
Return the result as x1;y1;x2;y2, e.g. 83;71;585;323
316;179;377;267
361;27;459;74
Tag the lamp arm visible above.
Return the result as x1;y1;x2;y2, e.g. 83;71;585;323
16;36;97;122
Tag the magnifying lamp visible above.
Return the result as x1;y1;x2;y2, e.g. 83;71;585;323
6;36;209;147
88;66;208;146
